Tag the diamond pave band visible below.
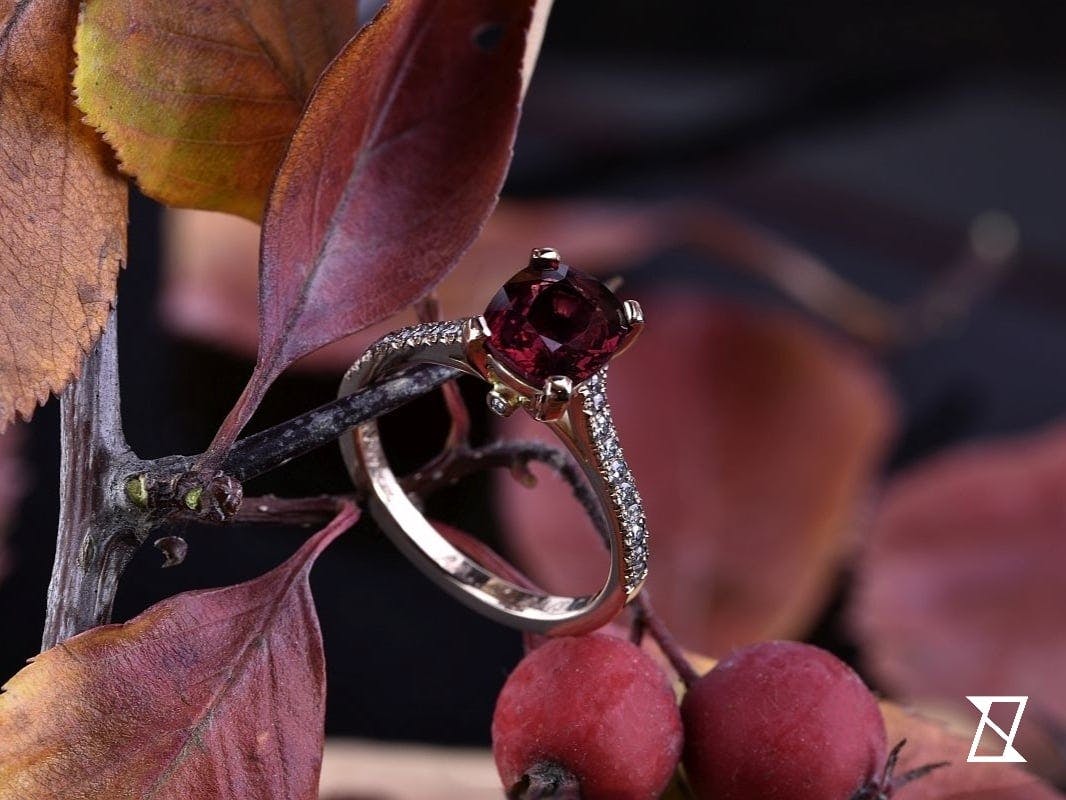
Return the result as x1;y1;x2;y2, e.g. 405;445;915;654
337;248;648;636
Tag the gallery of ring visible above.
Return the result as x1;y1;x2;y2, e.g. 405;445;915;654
338;248;649;636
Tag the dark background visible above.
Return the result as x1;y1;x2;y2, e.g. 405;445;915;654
3;1;1066;745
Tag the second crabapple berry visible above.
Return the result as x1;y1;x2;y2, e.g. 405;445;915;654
492;633;683;799
681;640;888;800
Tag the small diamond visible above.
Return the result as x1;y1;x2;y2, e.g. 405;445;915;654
486;392;513;418
590;414;610;435
598;436;620;458
624;521;644;544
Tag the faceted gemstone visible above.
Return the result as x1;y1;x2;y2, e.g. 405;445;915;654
484;260;629;385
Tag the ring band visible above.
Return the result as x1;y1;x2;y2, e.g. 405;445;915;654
338;248;649;635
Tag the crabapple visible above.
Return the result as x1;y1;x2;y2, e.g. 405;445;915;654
681;640;887;800
492;633;683;799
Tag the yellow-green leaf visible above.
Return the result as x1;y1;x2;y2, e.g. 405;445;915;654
73;0;360;221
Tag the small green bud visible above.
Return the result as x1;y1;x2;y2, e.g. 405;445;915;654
183;486;203;511
125;475;148;508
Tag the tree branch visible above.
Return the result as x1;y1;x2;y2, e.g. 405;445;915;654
42;308;149;648
42;350;458;643
223;363;459;482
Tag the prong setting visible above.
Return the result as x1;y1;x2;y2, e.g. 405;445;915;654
533;375;573;422
622;299;644;325
616;299;645;356
463;314;492;345
529;246;560;267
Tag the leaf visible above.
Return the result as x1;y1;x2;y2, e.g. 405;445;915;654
0;0;127;427
496;295;897;655
197;0;546;460
73;0;359;221
852;424;1066;780
259;0;541;368
0;502;359;800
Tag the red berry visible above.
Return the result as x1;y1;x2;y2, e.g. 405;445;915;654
681;641;887;800
492;633;683;799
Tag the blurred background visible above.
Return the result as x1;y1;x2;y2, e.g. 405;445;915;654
2;0;1066;794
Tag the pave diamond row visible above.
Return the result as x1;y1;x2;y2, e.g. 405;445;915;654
579;368;648;593
349;319;467;375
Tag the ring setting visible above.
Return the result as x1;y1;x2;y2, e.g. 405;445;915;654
338;248;648;635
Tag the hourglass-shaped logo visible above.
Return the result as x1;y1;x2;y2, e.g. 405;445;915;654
966;696;1028;763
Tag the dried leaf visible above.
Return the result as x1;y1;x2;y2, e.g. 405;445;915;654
73;0;359;221
853;424;1066;777
0;502;359;800
0;0;127;427
497;296;897;655
189;0;550;458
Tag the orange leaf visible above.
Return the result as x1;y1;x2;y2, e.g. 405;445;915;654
74;0;359;220
0;503;359;799
0;0;127;427
497;295;897;655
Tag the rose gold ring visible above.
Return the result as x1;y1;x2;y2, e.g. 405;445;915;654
337;248;647;635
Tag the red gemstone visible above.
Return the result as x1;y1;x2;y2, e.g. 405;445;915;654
484;259;630;385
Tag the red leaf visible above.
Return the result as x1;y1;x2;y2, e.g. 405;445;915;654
205;0;546;460
496;295;897;655
260;0;535;366
0;503;359;799
853;424;1066;780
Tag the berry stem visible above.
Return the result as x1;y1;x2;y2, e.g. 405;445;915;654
634;595;700;688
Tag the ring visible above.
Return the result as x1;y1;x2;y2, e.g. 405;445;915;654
338;248;648;635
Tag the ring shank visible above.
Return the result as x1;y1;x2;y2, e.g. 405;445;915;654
338;320;642;635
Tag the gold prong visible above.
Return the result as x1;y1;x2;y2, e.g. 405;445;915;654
530;247;561;267
463;315;492;344
622;299;644;325
533;375;573;421
615;300;645;357
462;316;493;378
